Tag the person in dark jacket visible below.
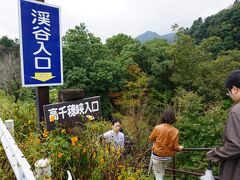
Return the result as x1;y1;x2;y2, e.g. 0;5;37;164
207;70;240;180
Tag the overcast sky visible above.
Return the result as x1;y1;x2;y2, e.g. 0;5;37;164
0;0;233;42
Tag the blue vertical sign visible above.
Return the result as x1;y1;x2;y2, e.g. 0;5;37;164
18;0;63;87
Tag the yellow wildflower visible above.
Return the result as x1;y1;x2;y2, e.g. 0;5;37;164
86;115;95;121
37;139;41;144
105;149;109;154
28;119;32;124
128;177;135;180
136;169;141;174
117;149;121;155
110;146;115;152
43;129;48;138
93;152;96;158
118;164;125;170
71;136;78;146
61;129;66;134
29;133;33;138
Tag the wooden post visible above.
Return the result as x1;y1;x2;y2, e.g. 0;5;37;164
34;158;51;179
35;0;49;130
36;87;49;130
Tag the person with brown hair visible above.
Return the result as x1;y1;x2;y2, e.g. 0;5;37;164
148;108;183;180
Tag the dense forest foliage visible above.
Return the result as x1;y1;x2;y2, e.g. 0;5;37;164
187;2;240;50
0;1;240;179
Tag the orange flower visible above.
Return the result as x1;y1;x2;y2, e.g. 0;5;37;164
100;158;104;164
49;115;55;122
58;153;63;158
71;136;78;146
18;143;25;148
128;177;135;180
117;176;121;180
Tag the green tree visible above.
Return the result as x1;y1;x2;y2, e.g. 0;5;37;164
173;90;227;172
143;39;173;91
63;23;108;73
111;64;150;148
65;67;91;91
105;33;137;57
63;24;135;117
198;36;223;59
169;33;207;90
0;36;19;58
63;24;115;117
0;36;15;48
89;60;125;93
194;50;240;101
188;3;240;51
188;17;205;43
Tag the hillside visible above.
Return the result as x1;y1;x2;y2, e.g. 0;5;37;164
187;1;240;50
135;31;175;43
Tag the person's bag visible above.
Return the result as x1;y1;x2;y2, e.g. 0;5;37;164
200;161;215;180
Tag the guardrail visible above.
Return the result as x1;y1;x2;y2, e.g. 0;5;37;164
0;118;36;180
166;148;219;180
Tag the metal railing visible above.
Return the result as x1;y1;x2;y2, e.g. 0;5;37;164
0;119;36;180
166;148;219;180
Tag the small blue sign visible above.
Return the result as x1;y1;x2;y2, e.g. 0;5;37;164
18;0;63;87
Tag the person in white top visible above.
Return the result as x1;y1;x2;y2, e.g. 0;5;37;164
103;119;124;149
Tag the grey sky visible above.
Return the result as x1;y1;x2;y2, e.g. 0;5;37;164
0;0;233;42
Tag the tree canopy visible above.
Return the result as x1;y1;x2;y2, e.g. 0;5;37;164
187;2;240;51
